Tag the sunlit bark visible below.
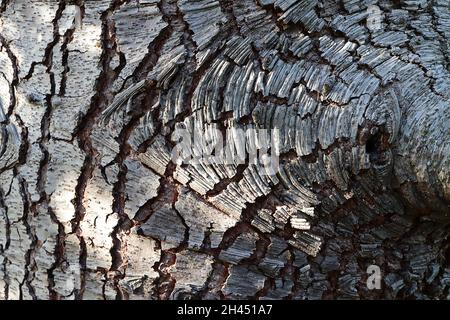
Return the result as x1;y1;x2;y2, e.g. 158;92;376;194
0;0;449;300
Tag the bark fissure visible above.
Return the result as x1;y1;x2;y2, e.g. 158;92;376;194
0;0;448;300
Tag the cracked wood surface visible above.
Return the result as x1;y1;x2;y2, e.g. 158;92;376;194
0;0;449;300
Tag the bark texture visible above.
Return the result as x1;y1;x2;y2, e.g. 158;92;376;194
0;0;449;300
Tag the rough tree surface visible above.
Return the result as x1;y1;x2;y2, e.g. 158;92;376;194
0;0;449;300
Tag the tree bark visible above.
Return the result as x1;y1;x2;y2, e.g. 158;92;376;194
0;0;449;300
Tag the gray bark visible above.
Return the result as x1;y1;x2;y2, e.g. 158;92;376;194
0;0;449;300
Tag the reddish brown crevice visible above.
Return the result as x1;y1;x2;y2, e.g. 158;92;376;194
199;261;229;299
46;207;66;300
133;161;177;224
254;277;273;299
111;92;158;219
0;35;19;118
205;162;249;198
108;87;160;294
35;1;69;298
152;250;176;300
216;221;251;252
58;4;84;97
70;0;127;299
15;174;38;300
241;235;271;267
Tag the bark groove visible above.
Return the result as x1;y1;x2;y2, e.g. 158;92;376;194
0;0;449;300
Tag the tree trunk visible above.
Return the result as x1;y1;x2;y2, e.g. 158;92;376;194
0;0;449;300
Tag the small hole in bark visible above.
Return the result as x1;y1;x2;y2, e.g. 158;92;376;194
365;131;384;154
365;129;390;165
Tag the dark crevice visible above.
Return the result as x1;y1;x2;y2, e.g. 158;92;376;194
70;0;127;299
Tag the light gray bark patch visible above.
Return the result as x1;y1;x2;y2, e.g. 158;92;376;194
222;265;266;298
139;205;186;250
0;0;449;300
218;230;258;264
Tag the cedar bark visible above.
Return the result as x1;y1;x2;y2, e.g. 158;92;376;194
0;0;449;300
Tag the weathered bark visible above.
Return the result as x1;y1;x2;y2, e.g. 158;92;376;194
0;0;449;300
